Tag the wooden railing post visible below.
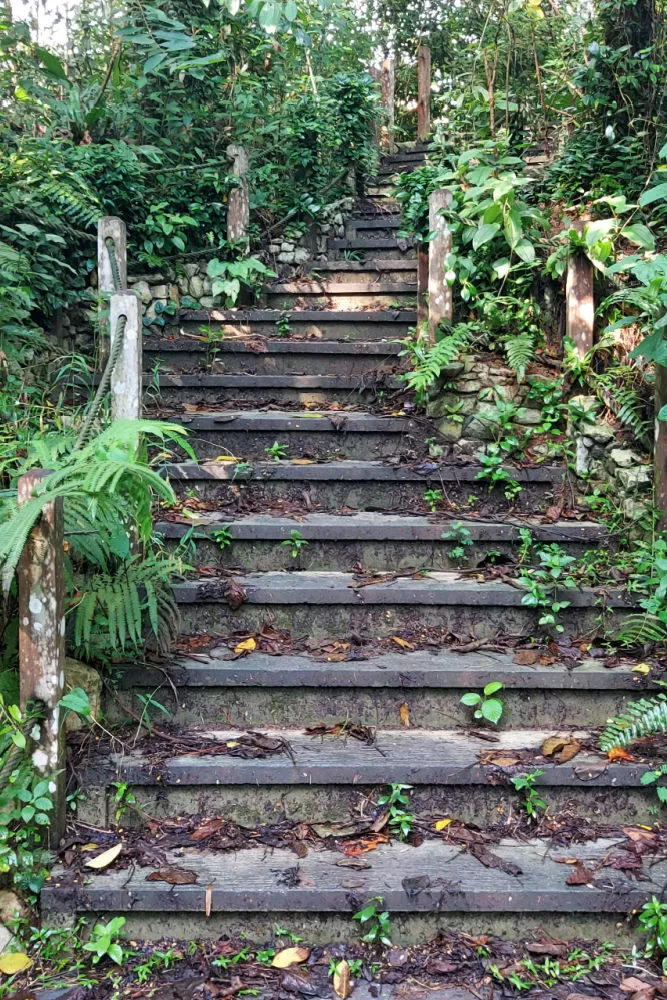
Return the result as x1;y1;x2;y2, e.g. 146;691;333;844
98;217;127;369
656;363;667;530
227;144;250;242
110;290;142;421
380;57;395;153
427;189;453;343
18;469;66;842
417;45;431;142
566;250;595;358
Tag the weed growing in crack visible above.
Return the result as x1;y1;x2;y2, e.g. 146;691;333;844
377;783;414;840
82;917;129;966
266;441;288;461
461;682;504;725
441;521;474;564
424;488;443;512
353;896;392;946
638;897;667;971
518;544;578;635
281;529;309;559
211;525;233;551
511;770;548;820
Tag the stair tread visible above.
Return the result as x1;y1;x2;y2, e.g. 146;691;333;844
80;726;646;787
152;374;403;387
145;339;404;354
267;282;417;293
329;238;412;249
173;571;631;607
157;511;606;542
179;308;417;322
42;835;665;913
162;460;566;483
125;648;648;690
307;259;417;270
169;410;416;430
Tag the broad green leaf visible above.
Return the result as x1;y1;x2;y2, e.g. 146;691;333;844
639;183;667;207
622;223;655;251
284;0;298;20
472;223;500;250
630;328;667;365
585;218;616;246
514;239;535;263
461;692;481;706
481;699;503;725
59;688;91;718
35;47;68;81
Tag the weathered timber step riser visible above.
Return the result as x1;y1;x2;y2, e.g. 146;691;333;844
164;470;565;512
149;386;390;406
144;347;402;376
171;429;420;462
41;911;641;948
174;319;415;342
163;536;599;573
329;241;414;261
302;266;416;283
79;782;657;832
107;683;633;730
265;291;417;310
174;601;613;638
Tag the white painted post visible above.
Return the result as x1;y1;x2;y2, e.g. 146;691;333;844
98;217;127;369
566;252;595;359
110;290;142;421
97;216;127;294
428;189;453;343
18;469;66;842
227;144;250;243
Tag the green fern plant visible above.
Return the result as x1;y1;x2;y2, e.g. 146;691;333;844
505;333;534;382
600;694;667;751
399;325;470;397
616;613;667;647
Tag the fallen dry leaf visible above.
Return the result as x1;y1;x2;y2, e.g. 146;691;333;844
272;947;310;969
621;978;654;994
205;882;213;917
145;868;198;885
85;842;122;869
633;663;651;675
333;960;351;1000
224;577;247;610
608;747;635;762
214;455;243;463
0;953;33;975
434;818;453;831
399;702;410;727
566;862;597;885
392;636;415;650
541;736;581;763
234;637;257;654
513;650;539;665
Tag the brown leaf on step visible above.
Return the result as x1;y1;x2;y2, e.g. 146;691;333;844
470;845;522;876
480;750;521;767
567;994;606;1000
392;636;415;650
545;505;563;522
513;650;539;665
335;857;371;870
333;960;351;1000
291;842;308;858
542;736;565;756
272;947;310;969
525;939;568;957
566;862;597;885
557;740;581;763
244;337;269;353
191;818;226;841
281;971;319;995
224;577;247;610
425;956;459;975
400;702;410;727
145;868;198;885
622;826;657;844
339;834;389;856
205;882;213;917
621;978;654;994
291;459;314;465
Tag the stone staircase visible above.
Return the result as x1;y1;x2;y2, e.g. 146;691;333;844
44;147;657;947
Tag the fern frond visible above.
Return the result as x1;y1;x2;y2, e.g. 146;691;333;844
401;326;470;395
600;694;667;751
505;333;534;382
616;613;667;647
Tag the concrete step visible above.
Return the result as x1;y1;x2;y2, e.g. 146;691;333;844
144;339;403;375
305;260;417;283
162;410;423;462
328;238;414;261
113;648;645;731
162;459;566;512
158;512;606;572
175;308;417;341
364;185;396;199
149;373;403;407
383;148;430;162
264;282;417;311
43;825;666;944
171;570;631;637
76;726;656;831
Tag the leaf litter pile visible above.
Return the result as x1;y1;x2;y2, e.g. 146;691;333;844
10;928;666;1000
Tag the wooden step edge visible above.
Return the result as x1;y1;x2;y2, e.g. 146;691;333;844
177;308;417;323
144;339;404;355
265;282;417;295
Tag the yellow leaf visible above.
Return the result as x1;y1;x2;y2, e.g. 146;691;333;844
272;946;310;968
434;818;452;831
0;953;33;975
400;702;410;728
206;882;213;918
226;740;240;748
333;959;351;999
633;663;651;675
234;637;257;653
80;842;100;851
391;636;415;650
85;842;122;869
215;455;242;463
292;459;314;465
